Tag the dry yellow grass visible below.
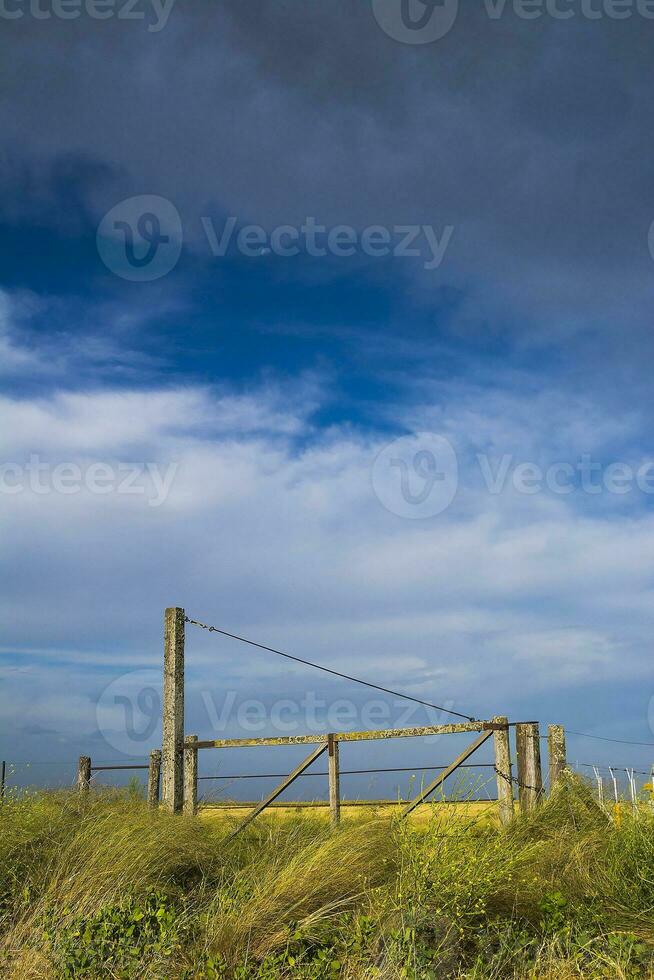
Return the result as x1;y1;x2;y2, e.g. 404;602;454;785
2;780;654;978
199;799;499;828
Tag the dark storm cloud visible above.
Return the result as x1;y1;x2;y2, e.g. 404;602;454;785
0;1;653;351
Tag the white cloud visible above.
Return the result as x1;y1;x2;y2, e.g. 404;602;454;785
2;377;654;757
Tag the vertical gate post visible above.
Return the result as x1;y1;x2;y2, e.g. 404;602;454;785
77;755;91;794
184;735;198;816
147;749;162;808
492;716;514;826
516;722;543;813
328;734;340;827
162;607;185;813
548;724;566;791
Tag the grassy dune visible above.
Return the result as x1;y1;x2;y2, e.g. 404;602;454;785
1;778;654;978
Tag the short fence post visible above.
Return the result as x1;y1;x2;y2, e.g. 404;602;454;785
183;735;198;816
593;766;604;808
328;734;340;827
147;749;162;808
1;760;6;803
516;722;543;813
548;724;566;791
162;607;185;814
77;755;91;794
492;716;514;826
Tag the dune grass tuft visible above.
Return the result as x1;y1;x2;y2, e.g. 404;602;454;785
1;776;654;977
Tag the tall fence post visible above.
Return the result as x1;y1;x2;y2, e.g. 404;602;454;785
328;734;340;827
492;716;514;826
1;760;6;803
77;755;91;794
548;724;566;791
147;749;162;808
162;607;185;814
516;722;543;813
184;735;198;816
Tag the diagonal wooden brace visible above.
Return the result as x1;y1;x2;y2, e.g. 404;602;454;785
400;729;494;818
227;741;329;838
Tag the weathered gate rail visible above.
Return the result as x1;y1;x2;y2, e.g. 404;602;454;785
78;719;565;835
179;717;560;835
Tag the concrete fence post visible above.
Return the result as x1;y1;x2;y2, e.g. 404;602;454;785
516;722;543;813
77;755;91;794
492;716;514;826
183;735;198;816
147;749;162;808
162;607;185;813
328;734;340;827
548;724;567;792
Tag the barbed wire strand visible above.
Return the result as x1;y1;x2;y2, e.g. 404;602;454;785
567;731;654;747
198;762;497;781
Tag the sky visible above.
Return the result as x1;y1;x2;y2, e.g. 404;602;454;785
2;0;654;799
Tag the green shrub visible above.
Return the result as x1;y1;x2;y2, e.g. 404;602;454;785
45;892;182;979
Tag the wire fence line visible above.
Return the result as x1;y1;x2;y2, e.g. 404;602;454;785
3;757;651;795
197;763;499;782
185;616;476;722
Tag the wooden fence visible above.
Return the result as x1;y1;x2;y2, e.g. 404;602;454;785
181;718;561;835
78;719;569;836
77;750;162;808
75;607;569;836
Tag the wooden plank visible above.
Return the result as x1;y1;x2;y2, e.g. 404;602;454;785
492;716;514;826
195;721;499;750
516;722;543;812
516;724;529;811
162;607;185;814
77;755;91;793
147;750;161;808
400;730;493;818
183;735;198;816
227;742;328;838
548;724;566;791
328;734;340;827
